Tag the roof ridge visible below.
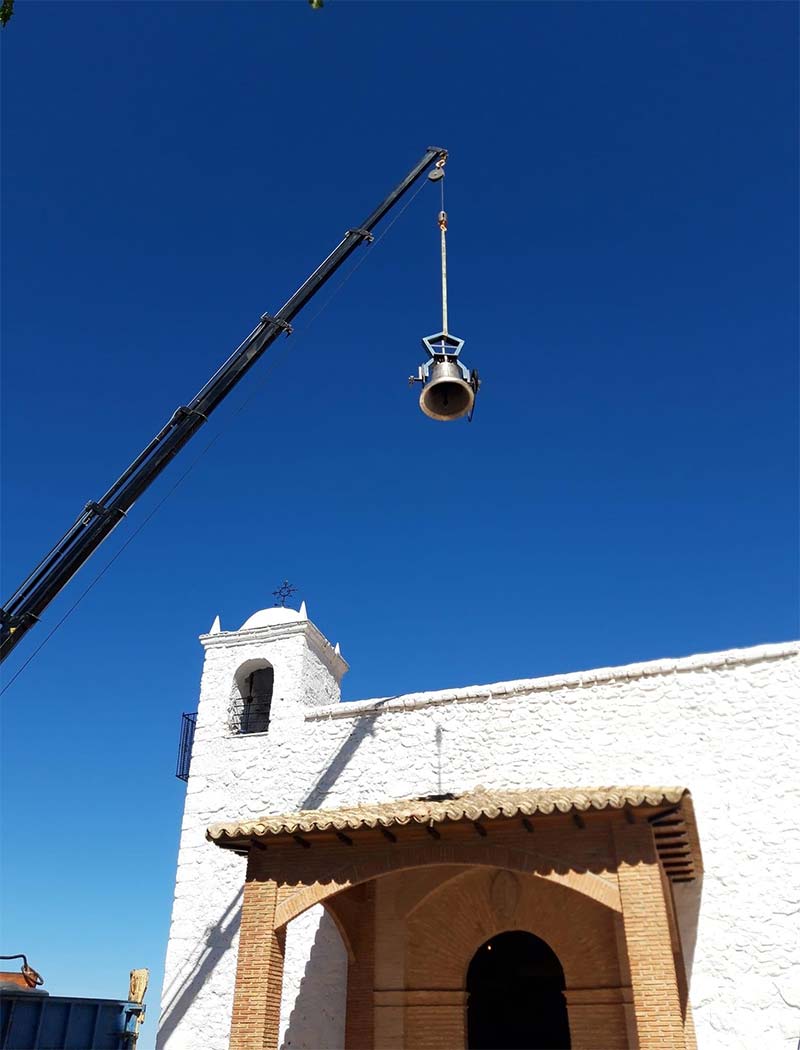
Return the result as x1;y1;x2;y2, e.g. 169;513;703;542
307;640;799;721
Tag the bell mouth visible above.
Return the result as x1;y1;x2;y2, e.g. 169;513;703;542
419;377;474;421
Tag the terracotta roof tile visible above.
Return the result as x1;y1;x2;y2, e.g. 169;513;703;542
207;786;688;843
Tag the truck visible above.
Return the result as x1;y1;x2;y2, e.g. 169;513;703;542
0;956;147;1050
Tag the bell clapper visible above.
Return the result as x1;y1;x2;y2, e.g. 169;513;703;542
412;157;480;422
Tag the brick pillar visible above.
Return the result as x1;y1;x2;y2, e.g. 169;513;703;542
345;882;375;1050
614;824;686;1049
681;999;697;1050
230;860;285;1050
658;866;697;1050
564;986;631;1050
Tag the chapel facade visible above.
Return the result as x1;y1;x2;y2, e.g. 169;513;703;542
157;605;799;1050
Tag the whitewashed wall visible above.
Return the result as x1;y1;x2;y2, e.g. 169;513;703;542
278;905;347;1050
157;611;800;1050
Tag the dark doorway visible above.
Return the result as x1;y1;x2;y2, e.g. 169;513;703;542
467;931;571;1050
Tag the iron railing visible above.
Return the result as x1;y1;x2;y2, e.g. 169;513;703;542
228;693;272;735
175;712;197;782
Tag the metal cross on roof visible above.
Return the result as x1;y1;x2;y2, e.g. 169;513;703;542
272;581;297;608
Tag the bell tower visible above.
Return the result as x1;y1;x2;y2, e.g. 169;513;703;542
158;601;348;1050
194;601;347;747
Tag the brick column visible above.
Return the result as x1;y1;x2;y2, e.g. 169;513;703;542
658;866;697;1050
229;860;285;1050
564;986;631;1050
614;824;686;1049
345;882;375;1050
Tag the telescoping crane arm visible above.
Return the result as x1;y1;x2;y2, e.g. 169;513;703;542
0;147;449;663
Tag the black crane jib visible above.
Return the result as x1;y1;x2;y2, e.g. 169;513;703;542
0;147;448;663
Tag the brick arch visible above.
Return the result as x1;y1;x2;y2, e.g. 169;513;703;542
401;867;628;1049
406;865;620;992
274;840;620;930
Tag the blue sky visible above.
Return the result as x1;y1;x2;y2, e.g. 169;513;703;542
1;1;797;1044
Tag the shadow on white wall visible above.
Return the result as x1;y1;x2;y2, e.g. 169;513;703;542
158;886;244;1049
280;904;348;1050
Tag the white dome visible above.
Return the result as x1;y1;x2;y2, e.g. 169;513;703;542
239;603;306;631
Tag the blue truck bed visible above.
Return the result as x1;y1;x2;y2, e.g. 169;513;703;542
0;991;145;1049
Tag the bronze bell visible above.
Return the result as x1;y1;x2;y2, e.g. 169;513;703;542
419;359;476;421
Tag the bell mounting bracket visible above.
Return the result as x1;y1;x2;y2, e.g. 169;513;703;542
411;330;470;384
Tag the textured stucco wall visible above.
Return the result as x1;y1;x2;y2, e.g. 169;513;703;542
158;620;800;1050
278;905;347;1050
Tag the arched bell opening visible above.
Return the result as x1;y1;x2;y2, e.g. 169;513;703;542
467;930;571;1050
228;658;274;734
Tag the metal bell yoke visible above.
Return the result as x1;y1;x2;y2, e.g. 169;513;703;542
413;332;479;422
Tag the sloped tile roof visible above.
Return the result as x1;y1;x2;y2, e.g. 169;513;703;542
207;786;688;843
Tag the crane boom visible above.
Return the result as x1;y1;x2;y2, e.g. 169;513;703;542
1;147;448;663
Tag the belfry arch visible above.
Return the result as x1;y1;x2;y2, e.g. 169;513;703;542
229;658;275;735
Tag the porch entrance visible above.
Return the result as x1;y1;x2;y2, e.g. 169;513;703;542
214;785;701;1050
467;931;571;1050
